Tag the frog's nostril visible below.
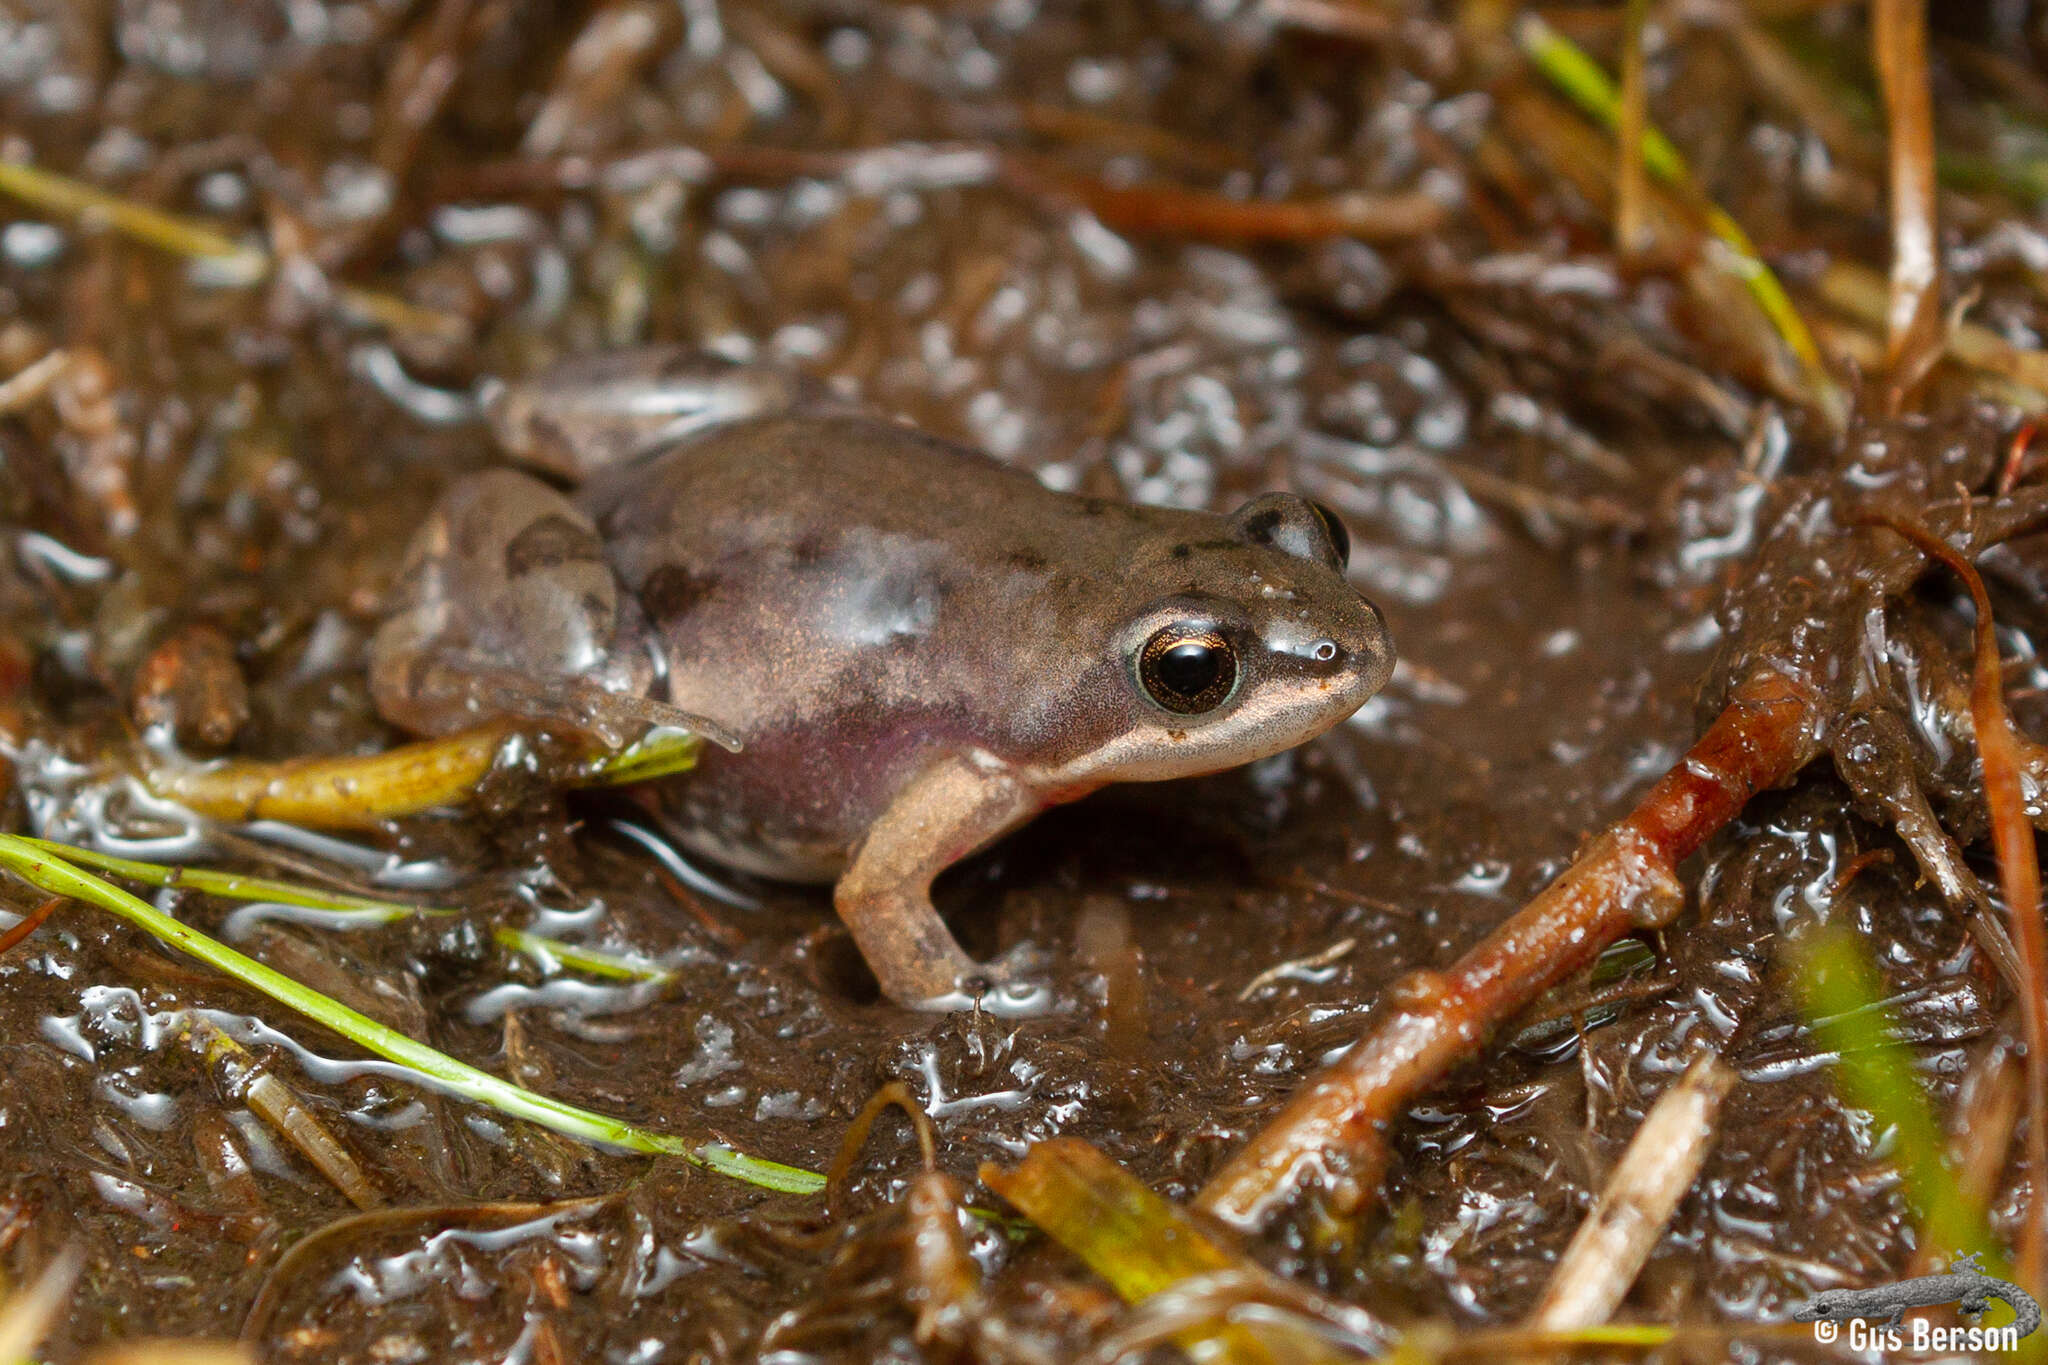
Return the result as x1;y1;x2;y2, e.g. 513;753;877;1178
1311;639;1341;664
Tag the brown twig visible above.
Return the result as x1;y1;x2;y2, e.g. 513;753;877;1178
1010;104;1242;177
1949;1044;2024;1235
1999;422;2039;497
1861;514;2048;1298
1265;0;1398;44
368;0;478;202
242;1199;607;1345
1873;0;1945;411
0;896;62;957
1000;158;1449;243
521;1;680;158
1721;17;1881;177
824;1081;939;1222
1196;668;1819;1229
0;1247;84;1362
189;1018;383;1211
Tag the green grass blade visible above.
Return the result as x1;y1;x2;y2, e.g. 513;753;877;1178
0;834;821;1197
14;837;447;924
1542;1324;1676;1346
573;727;704;786
1794;925;1997;1269
983;1139;1359;1364
0;157;268;281
494;926;672;982
1516;14;1845;427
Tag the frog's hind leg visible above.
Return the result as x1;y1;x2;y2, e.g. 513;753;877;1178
482;347;832;479
370;469;732;749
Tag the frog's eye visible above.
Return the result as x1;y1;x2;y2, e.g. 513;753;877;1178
1138;626;1238;715
1308;500;1351;569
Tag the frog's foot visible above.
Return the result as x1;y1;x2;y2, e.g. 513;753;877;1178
860;934;990;1012
950;941;1056;1017
864;941;1053;1017
397;656;739;752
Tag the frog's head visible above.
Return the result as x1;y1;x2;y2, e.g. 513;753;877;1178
1054;492;1393;786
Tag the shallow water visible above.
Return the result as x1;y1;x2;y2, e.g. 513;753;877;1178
1;0;2044;1359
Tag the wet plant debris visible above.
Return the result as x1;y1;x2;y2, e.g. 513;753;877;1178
6;0;2048;1360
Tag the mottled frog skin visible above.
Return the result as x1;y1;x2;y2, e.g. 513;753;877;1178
371;350;1395;1007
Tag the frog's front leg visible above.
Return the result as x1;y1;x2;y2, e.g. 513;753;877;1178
836;753;1042;1008
370;469;728;748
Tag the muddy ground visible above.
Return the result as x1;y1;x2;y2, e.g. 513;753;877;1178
2;0;2046;1360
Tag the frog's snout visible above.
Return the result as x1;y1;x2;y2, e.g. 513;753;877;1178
1295;595;1395;704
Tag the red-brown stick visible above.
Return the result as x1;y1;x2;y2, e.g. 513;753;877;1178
0;896;62;957
1196;669;1819;1230
1865;515;2048;1295
1001;160;1449;243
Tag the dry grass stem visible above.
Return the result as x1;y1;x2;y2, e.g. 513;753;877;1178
1873;0;1945;409
1527;1055;1735;1330
0;1248;82;1364
1614;0;1650;257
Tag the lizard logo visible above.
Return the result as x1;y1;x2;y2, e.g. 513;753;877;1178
1789;1254;2040;1341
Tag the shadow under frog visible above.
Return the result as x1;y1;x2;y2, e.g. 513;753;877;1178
370;348;1394;1009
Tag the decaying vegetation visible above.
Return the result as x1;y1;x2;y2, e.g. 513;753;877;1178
5;0;2048;1359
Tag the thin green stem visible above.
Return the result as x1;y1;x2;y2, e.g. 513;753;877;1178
1516;14;1846;428
495;926;672;983
575;728;704;787
14;837;446;924
0;835;821;1197
0;157;267;279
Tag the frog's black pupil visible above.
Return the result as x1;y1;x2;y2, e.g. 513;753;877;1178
1309;500;1351;568
1157;641;1220;698
1139;627;1237;714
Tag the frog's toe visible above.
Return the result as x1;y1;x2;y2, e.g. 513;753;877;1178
957;943;1056;1016
451;668;736;752
558;686;741;752
893;944;1053;1015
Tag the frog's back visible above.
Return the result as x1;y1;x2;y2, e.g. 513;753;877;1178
585;414;1060;544
580;414;1148;879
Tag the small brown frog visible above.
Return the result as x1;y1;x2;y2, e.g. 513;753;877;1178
371;350;1394;1007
